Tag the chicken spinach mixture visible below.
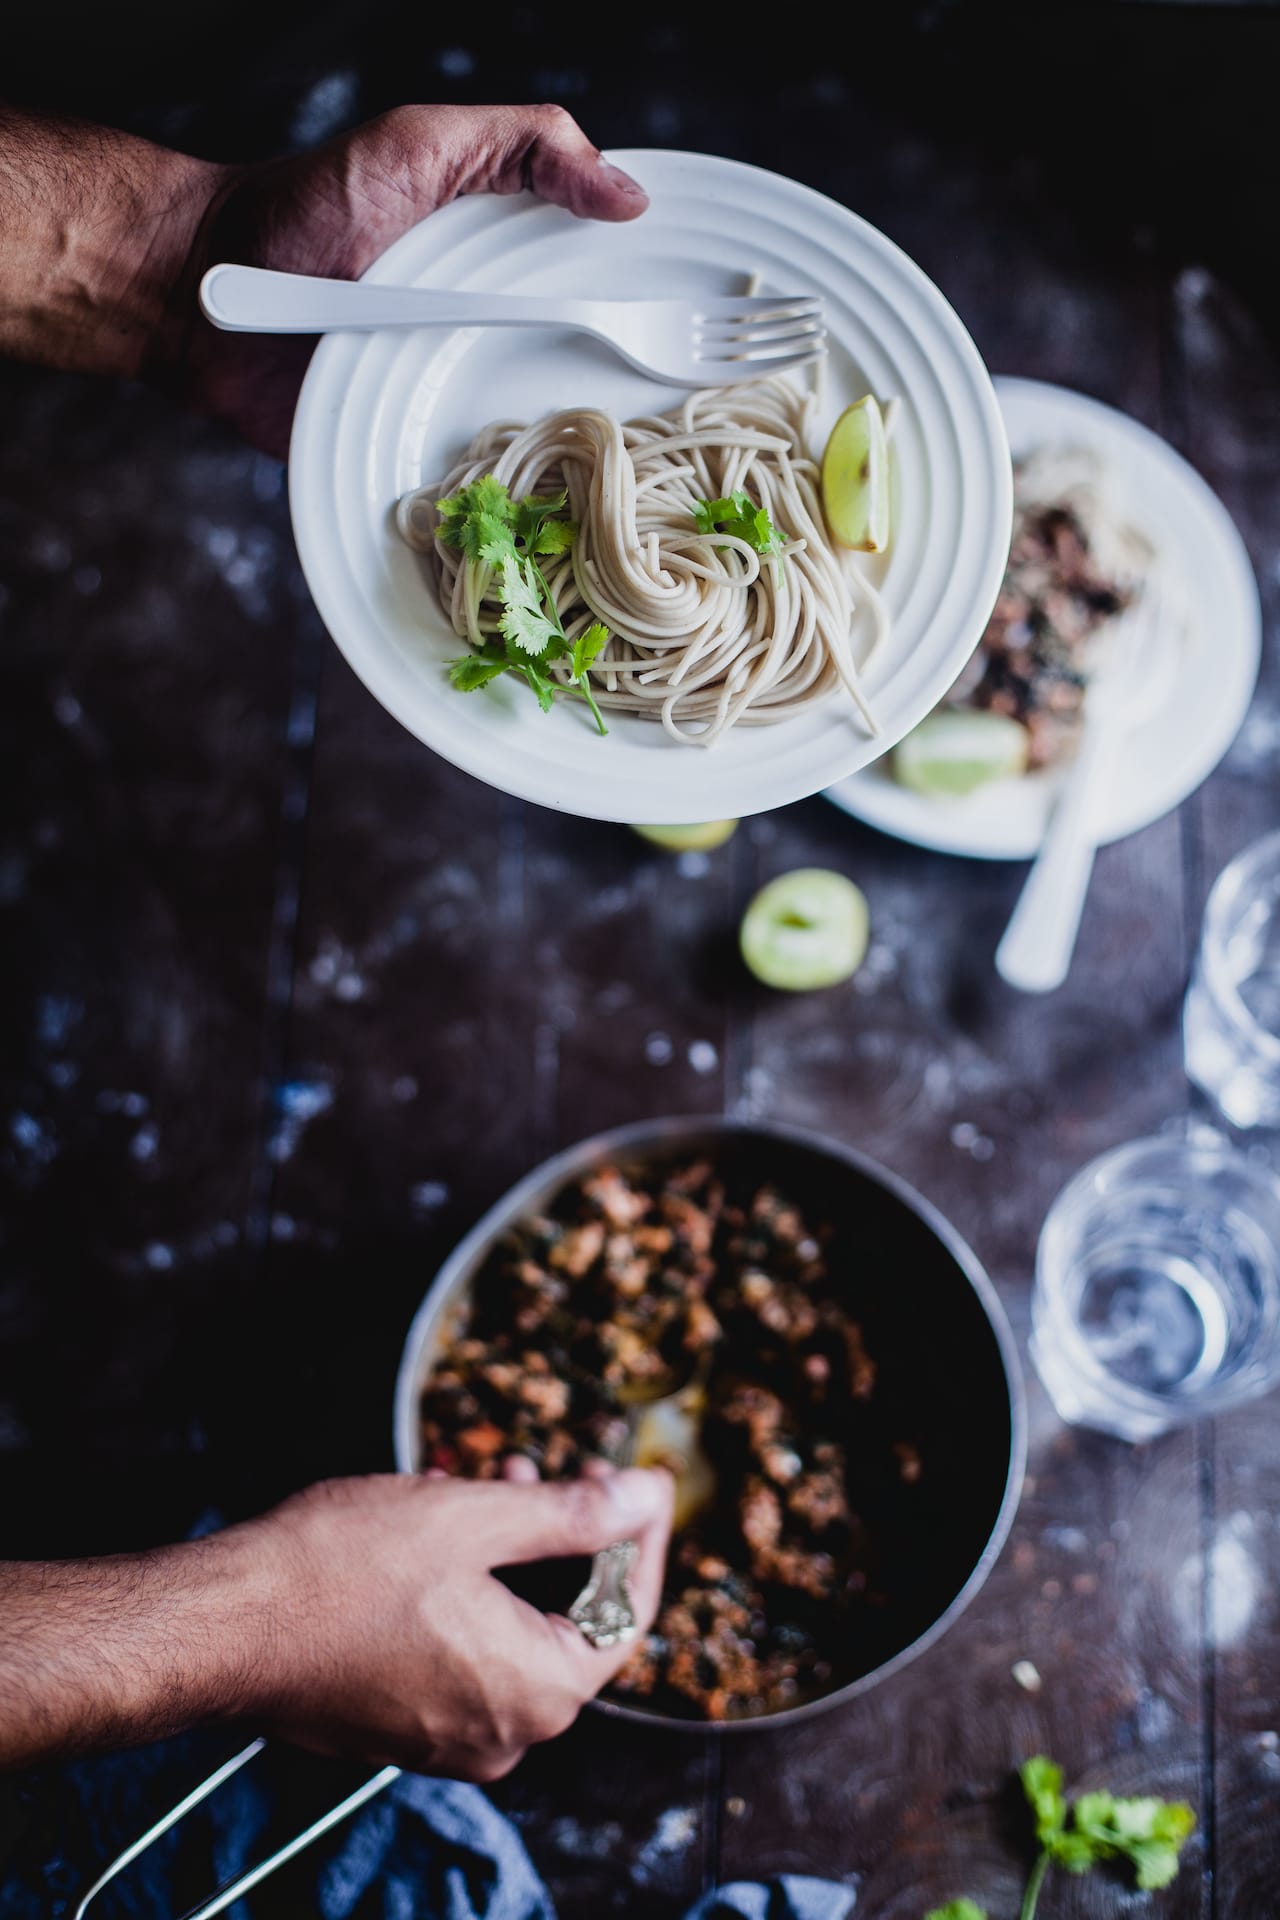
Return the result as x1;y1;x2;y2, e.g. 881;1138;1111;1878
947;486;1133;768
418;1158;922;1720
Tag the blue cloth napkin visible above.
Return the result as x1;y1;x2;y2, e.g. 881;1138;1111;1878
4;1733;854;1920
687;1880;855;1920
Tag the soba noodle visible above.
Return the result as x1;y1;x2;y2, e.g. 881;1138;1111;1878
396;378;889;747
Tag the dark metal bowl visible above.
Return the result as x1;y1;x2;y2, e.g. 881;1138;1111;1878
393;1116;1026;1732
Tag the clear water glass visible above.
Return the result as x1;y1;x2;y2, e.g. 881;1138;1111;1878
1031;1133;1280;1440
1184;829;1280;1130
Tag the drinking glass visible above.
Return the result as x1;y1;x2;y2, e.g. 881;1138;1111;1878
1031;1132;1280;1440
1184;829;1280;1131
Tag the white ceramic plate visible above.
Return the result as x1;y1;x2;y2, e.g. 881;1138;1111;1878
824;377;1262;858
289;149;1011;824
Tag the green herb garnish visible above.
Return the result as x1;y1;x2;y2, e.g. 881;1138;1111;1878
925;1754;1195;1920
447;655;509;693
436;477;608;734
496;551;560;657
692;488;786;560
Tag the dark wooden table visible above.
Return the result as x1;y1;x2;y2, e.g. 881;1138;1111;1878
3;6;1278;1914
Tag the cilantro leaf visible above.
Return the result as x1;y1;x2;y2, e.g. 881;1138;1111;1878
748;502;785;559
448;655;510;693
569;621;609;680
513;658;557;713
1070;1790;1121;1837
1014;1756;1196;1919
457;511;517;567
1019;1756;1067;1845
566;620;610;736
933;1758;1196;1920
692;495;738;536
518;489;577;558
514;488;568;543
436;474;516;548
467;473;516;521
1071;1791;1196;1890
1044;1831;1097;1874
524;557;571;652
692;489;786;559
1142;1800;1197;1852
1128;1841;1192;1893
435;474;602;730
497;555;561;656
529;517;578;557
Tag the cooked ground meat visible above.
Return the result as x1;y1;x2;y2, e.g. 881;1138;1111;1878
418;1158;921;1720
945;487;1133;768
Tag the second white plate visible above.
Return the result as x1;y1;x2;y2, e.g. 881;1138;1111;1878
289;148;1011;824
824;377;1262;859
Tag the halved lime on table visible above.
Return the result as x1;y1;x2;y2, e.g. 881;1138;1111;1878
632;821;739;851
821;395;891;553
740;869;869;991
893;710;1030;798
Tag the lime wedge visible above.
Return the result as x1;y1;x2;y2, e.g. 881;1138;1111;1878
893;710;1030;797
632;821;738;851
821;395;890;553
740;868;869;992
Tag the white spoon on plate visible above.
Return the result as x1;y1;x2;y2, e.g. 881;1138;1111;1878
995;582;1169;994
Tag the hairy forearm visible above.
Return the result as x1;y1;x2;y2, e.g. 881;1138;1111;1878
0;1531;283;1769
0;107;228;379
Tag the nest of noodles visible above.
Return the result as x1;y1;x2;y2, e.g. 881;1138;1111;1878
397;379;887;747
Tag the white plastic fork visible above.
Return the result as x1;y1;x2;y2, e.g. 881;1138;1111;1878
199;265;826;386
995;580;1170;994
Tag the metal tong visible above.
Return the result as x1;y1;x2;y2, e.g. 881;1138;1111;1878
72;1739;401;1920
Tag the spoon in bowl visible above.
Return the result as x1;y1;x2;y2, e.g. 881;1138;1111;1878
569;1361;714;1648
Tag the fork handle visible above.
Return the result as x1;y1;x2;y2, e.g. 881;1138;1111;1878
199;264;606;335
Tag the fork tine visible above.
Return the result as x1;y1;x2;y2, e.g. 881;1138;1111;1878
697;320;827;348
697;316;826;347
696;331;828;367
695;297;823;325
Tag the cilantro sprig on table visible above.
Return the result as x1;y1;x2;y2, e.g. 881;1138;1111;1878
692;488;786;561
435;476;608;734
925;1755;1196;1920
